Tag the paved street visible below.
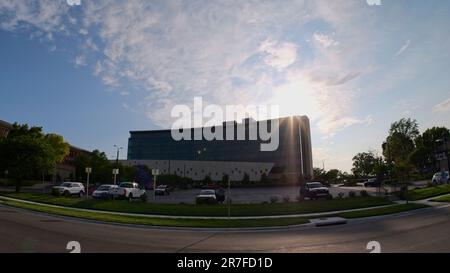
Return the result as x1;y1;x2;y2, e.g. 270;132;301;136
1;203;449;253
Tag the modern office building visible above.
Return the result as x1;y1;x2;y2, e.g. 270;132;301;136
124;115;314;183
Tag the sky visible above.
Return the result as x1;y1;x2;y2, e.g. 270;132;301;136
1;0;450;172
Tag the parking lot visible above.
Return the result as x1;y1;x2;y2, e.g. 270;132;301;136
146;185;365;204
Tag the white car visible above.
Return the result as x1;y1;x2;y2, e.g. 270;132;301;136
432;171;449;185
92;184;118;200
52;182;85;197
196;190;217;205
109;182;147;201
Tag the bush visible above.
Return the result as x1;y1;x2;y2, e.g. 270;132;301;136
360;190;369;197
283;196;290;203
348;191;357;198
270;196;279;204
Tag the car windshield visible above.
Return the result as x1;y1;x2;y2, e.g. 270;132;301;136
200;190;216;195
120;183;133;188
308;183;323;189
61;182;71;187
156;186;166;189
97;186;110;191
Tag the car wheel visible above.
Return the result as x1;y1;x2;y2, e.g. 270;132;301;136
141;194;147;202
64;191;71;197
128;193;133;201
79;191;84;198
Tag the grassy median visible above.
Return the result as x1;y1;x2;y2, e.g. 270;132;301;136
0;199;310;228
333;203;429;219
430;194;450;203
405;185;450;201
0;192;392;217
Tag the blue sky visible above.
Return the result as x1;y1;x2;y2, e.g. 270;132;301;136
1;0;450;171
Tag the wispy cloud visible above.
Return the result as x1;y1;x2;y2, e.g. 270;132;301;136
396;40;411;57
433;98;450;113
0;0;389;138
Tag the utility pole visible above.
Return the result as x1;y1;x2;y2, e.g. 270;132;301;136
152;169;159;202
85;167;92;198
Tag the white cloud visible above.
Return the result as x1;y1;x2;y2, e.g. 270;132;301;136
396;40;411;57
259;39;298;70
74;55;86;67
0;0;377;138
433;98;450;113
313;32;339;48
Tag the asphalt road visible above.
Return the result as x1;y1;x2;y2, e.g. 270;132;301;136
1;204;450;253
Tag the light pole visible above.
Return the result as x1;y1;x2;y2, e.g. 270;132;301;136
152;169;159;202
85;167;92;198
114;145;123;167
227;177;231;220
113;168;119;185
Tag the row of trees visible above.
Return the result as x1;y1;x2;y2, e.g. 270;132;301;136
0;123;70;192
352;118;449;183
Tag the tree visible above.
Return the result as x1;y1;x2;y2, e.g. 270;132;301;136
325;169;341;183
313;168;326;181
410;127;450;171
0;123;69;192
382;118;420;182
74;150;113;184
352;151;379;178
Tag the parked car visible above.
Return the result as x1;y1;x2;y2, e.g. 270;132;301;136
364;178;381;188
300;182;332;200
196;189;218;205
155;185;171;196
432;171;449;185
109;182;147;201
52;182;85;197
92;184;118;200
215;188;226;204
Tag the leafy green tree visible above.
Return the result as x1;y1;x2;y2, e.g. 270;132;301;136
0;123;69;192
382;118;420;182
313;167;326;181
74;150;113;184
352;151;379;177
410;127;450;171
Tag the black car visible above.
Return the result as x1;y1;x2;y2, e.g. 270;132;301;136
300;182;332;200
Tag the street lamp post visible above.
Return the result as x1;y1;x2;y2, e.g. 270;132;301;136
152;169;159;202
114;145;123;167
113;168;119;185
85;167;92;198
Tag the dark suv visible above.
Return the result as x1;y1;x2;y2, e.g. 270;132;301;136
300;182;332;200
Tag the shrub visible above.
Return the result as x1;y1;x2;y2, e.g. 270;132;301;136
360;190;369;197
348;191;356;198
283;196;290;203
270;196;279;204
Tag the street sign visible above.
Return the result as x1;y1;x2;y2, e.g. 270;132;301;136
152;169;160;176
85;167;92;174
113;169;120;175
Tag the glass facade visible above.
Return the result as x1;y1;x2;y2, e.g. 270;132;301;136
128;116;313;179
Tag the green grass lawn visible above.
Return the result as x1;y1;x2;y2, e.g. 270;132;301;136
0;199;310;228
430;194;450;203
332;203;429;219
405;184;450;201
0;192;393;217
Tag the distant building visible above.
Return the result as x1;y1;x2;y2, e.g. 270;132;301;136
436;138;450;172
55;145;92;182
124;115;314;183
0;120;12;138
